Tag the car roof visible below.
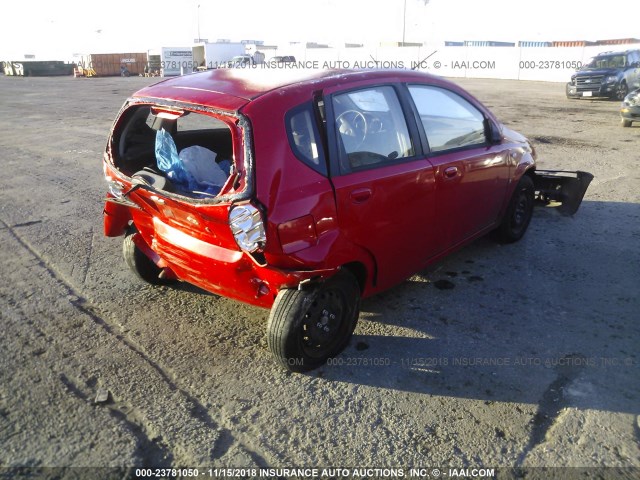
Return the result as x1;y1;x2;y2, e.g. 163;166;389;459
132;68;446;111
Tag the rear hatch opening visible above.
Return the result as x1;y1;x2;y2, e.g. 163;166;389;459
104;99;269;281
106;100;251;204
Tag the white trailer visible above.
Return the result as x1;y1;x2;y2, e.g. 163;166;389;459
192;42;246;70
160;47;194;76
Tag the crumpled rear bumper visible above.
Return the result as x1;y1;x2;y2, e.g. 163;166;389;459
532;170;594;216
146;217;338;309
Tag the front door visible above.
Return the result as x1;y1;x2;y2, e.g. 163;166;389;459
406;85;511;247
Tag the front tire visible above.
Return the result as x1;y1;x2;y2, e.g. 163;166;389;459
615;82;628;101
621;118;632;128
495;175;535;243
267;271;361;372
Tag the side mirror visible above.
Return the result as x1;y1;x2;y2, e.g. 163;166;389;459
484;118;502;144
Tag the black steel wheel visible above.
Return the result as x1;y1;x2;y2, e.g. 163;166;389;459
267;271;361;372
122;226;175;286
495;175;535;243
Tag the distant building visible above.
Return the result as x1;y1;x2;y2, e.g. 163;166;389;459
464;40;515;47
518;41;552;47
306;42;330;49
595;38;640;45
380;41;424;47
551;41;597;47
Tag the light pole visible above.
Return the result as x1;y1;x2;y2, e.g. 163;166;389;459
402;0;407;45
403;0;430;46
197;4;201;42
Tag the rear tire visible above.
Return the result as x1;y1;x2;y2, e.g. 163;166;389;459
495;175;535;243
267;270;361;372
123;227;175;285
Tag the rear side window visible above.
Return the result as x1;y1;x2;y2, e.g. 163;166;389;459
409;85;486;153
286;104;327;176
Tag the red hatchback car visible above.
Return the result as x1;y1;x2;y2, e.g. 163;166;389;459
103;69;592;371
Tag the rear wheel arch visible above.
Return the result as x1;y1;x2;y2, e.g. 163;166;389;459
341;261;368;294
317;231;378;294
123;226;176;285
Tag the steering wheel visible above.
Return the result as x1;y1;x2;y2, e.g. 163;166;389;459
336;110;367;150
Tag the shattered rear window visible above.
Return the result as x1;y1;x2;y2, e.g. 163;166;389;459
112;105;238;199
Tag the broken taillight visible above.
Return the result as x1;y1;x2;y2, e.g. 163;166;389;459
229;204;266;253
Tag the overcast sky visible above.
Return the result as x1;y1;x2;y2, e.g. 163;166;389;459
1;0;637;60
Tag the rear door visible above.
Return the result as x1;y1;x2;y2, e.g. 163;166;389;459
407;85;511;247
325;84;439;291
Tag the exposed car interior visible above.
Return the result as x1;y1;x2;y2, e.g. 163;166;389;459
113;105;235;196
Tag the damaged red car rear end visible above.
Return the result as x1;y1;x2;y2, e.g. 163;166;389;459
102;69;592;372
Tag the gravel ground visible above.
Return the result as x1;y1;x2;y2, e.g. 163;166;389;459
0;74;638;478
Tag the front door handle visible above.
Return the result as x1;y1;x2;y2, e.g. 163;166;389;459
350;188;372;203
444;166;459;179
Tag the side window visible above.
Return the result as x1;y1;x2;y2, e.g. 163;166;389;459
286;104;327;176
332;86;414;171
408;85;487;153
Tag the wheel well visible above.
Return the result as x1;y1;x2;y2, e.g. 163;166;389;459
517;168;536;188
523;168;537;181
341;262;367;294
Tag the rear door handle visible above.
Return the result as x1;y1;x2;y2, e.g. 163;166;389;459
350;188;372;203
444;166;459;179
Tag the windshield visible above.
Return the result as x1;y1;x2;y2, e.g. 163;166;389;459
584;55;626;69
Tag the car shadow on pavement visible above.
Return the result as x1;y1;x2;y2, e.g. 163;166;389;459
312;201;640;415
